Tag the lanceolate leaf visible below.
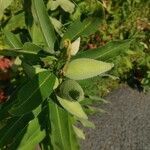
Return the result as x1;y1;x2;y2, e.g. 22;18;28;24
61;17;101;47
48;100;79;150
4;12;26;31
0;114;33;148
79;118;95;129
22;62;46;79
0;42;42;57
12;117;46;150
0;80;30;122
57;96;88;119
74;40;132;61
48;0;75;14
3;30;23;48
9;71;56;115
73;125;85;140
0;48;38;57
57;0;75;13
23;42;42;53
31;21;46;46
32;0;56;53
50;17;63;37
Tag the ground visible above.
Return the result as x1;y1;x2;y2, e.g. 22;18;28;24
81;85;150;150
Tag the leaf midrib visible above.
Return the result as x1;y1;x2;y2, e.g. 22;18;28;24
33;0;51;49
96;42;130;59
77;40;130;59
0;115;24;144
55;104;65;150
68;115;73;150
13;73;52;111
20;125;45;150
64;18;93;41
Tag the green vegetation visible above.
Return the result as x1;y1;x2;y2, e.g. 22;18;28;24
0;0;149;149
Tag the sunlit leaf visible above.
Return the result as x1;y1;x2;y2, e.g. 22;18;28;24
57;96;88;119
14;117;46;150
32;0;56;53
50;17;63;37
74;40;132;61
48;100;79;150
48;0;75;13
79;118;95;129
73;125;85;140
0;0;13;19
3;30;23;48
4;12;25;31
31;22;46;46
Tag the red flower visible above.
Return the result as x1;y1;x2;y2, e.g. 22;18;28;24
0;57;13;71
0;89;7;103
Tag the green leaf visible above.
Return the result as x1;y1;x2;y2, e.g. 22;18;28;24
88;95;109;104
0;100;14;122
48;0;75;13
23;42;42;53
73;125;85;140
57;96;88;119
0;86;24;122
9;71;56;115
14;117;46;150
47;0;59;10
22;62;46;78
48;100;79;150
0;114;33;148
0;48;37;57
57;0;75;13
78;118;95;129
71;1;104;21
80;96;109;106
3;30;23;48
4;12;26;31
31;21;46;46
0;42;42;57
87;106;106;114
0;41;41;57
61;17;101;47
0;0;13;19
64;58;114;80
50;17;63;37
22;42;43;63
40;55;57;66
32;0;56;53
74;40;132;61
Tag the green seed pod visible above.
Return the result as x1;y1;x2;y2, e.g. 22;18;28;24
64;58;114;80
59;79;84;101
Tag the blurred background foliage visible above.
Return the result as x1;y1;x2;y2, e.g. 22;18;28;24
0;0;150;99
0;0;149;148
78;0;150;95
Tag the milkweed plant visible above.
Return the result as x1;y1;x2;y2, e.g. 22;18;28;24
0;0;132;149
